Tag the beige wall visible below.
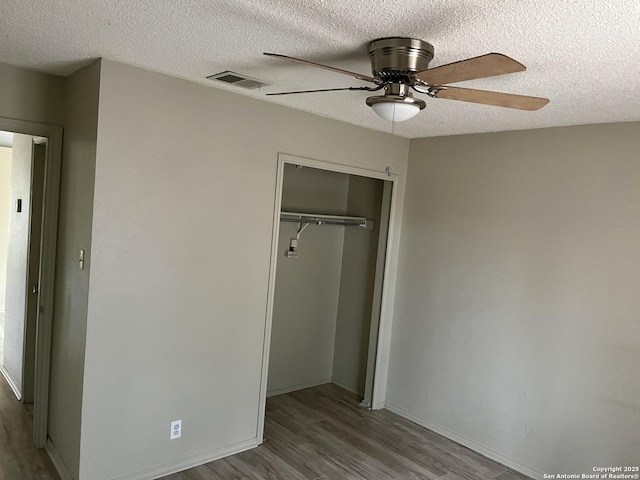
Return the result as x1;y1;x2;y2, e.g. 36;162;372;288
333;175;384;395
0;63;65;126
388;122;640;478
79;59;408;479
280;164;350;216
0;147;12;311
268;165;349;395
2;134;33;397
48;60;101;479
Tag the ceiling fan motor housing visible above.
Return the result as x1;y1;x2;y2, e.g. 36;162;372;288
367;37;435;80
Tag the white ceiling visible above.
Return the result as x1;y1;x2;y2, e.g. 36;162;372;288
1;0;639;138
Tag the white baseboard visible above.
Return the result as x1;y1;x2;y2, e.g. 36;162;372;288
330;379;361;396
110;437;259;480
385;403;541;480
0;365;22;400
48;435;259;480
267;378;365;398
46;438;74;480
267;377;332;397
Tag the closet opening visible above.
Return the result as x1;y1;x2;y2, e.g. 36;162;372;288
259;154;397;440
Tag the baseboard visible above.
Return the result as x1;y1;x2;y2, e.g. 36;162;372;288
0;365;22;400
385;403;542;480
267;378;364;398
330;379;361;396
45;438;74;480
267;377;332;397
110;437;259;480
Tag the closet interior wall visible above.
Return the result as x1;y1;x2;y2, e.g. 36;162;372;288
267;164;385;398
333;175;384;395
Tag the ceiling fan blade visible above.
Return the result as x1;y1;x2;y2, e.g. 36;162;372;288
267;86;374;96
433;86;549;110
264;53;378;83
416;53;525;85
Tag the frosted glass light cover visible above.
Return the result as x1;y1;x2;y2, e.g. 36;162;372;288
371;102;420;122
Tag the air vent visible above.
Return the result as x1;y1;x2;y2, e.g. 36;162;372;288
207;71;269;90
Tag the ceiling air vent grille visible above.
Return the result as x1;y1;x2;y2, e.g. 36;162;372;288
207;71;269;90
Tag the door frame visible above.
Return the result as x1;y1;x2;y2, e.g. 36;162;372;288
0;117;62;448
257;153;401;441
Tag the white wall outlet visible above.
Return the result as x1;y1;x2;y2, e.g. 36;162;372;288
170;420;182;440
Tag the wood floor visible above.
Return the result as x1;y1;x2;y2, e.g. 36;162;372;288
162;384;531;480
0;374;60;479
0;379;530;480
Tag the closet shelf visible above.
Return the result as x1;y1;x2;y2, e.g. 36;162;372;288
280;211;374;230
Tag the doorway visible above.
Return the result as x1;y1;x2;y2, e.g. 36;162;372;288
0;133;46;406
258;154;399;441
0;118;62;448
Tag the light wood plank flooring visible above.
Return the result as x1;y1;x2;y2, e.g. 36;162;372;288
162;383;531;480
0;373;60;479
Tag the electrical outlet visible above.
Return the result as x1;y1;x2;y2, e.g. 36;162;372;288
170;420;182;440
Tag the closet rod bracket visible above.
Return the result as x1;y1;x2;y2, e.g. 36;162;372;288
280;211;375;258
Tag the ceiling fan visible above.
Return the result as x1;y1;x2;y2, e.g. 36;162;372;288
264;37;549;122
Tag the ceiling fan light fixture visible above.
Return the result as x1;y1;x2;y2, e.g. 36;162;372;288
366;95;426;122
371;101;420;122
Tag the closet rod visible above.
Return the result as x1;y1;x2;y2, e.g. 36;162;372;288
280;211;373;229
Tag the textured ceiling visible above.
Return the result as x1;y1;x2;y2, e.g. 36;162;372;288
1;0;639;138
